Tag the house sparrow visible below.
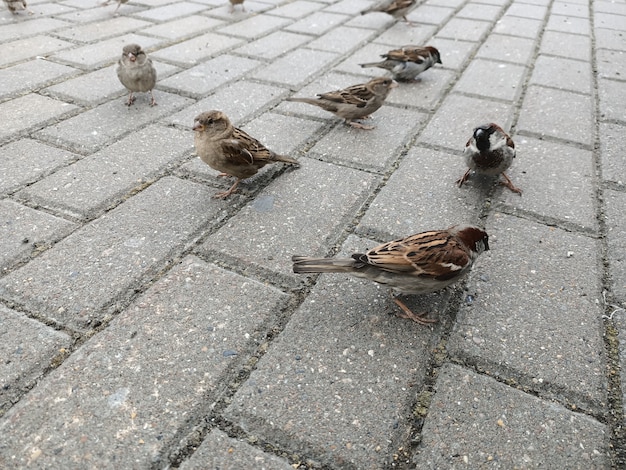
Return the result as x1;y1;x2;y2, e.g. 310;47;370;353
456;123;522;194
116;44;157;107
3;0;30;14
193;111;299;199
361;0;416;24
101;0;128;15
293;225;489;324
228;0;245;12
359;46;442;82
286;77;397;130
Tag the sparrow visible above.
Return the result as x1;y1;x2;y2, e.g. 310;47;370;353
193;111;299;199
361;0;416;24
228;0;245;12
456;123;522;194
3;0;30;14
293;225;489;325
359;46;442;82
101;0;128;15
286;77;397;130
116;44;157;107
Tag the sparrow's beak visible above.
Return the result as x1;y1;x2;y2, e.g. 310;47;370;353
128;52;136;62
390;80;399;88
192;122;203;131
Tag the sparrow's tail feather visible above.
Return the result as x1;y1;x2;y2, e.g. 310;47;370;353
359;62;382;68
292;256;358;274
286;97;320;105
273;154;299;165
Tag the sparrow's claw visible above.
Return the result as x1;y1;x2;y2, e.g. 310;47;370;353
501;172;522;195
391;294;437;325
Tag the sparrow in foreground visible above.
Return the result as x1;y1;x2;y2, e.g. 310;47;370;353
361;0;416;24
360;46;442;82
228;0;245;12
116;44;157;107
293;225;489;325
286;77;397;130
101;0;128;15
3;0;30;14
193;111;299;199
456;123;522;194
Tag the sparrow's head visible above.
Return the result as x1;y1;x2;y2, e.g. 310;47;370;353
367;77;399;95
193;110;231;134
452;225;490;255
427;46;442;64
122;43;144;62
472;123;508;152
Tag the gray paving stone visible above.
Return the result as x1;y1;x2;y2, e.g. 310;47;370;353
0;178;221;332
529;55;592;94
0;35;74;68
357;146;485;242
600;122;626;187
343;9;394;29
599;78;626;124
448;213;607;411
385;68;455;110
0;59;78;101
373;22;438;47
269;0;322;18
252;48;338;87
0;94;79;143
151;33;242;66
595;0;626;15
419;94;514;151
454;59;527;101
180;429;293;470
552;1;589;18
457;3;503;21
546;14;590;35
133;1;208;20
332;41;397;78
323;0;371;15
51;33;162;70
493;15;543;38
28;1;76;16
406;4;454;24
499;136;596;230
199;158;378;285
505;2;548;19
414;363;609;468
425;0;464;7
606;190;626;303
540;30;591;61
595;27;626;52
437;18;491;42
0;139;79;196
429;37;478;70
595;12;626;31
139;15;224;39
0;255;288;467
17;125;193;218
36;92;193;154
0;17;70;43
54;16;153;42
225;235;436;469
165;80;288;129
308;106;428;171
597;49;626;81
517;85;593;145
233;30;311;60
476;34;536;64
0;306;71;415
217;13;291;38
306;25;375;54
284;11;348;35
0;200;77;272
204;1;274;19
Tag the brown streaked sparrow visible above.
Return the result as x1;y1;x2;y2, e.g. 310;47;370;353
456;123;522;194
193;111;299;199
361;0;416;24
228;0;245;12
116;44;157;107
293;225;489;325
3;0;30;14
101;0;128;15
360;46;442;82
286;77;397;130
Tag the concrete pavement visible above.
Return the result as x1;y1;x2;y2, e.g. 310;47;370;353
0;0;625;468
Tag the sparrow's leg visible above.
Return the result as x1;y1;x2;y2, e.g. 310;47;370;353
456;169;471;187
346;120;375;130
113;1;122;14
391;293;437;325
125;92;136;106
149;90;157;107
500;172;522;195
214;179;241;199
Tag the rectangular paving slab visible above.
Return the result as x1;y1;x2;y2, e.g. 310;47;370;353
0;255;288;468
0;177;221;332
413;363;608;468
